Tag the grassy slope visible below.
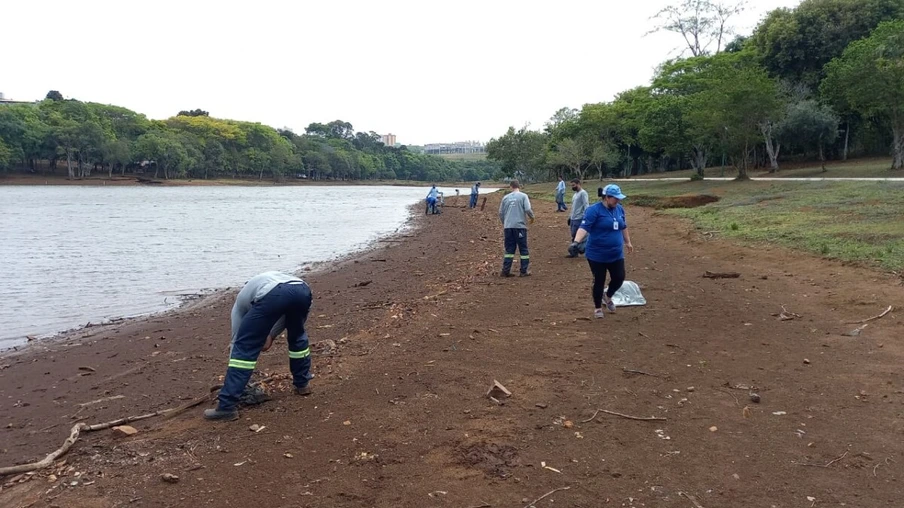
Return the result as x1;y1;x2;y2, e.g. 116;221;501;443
524;168;904;271
632;157;900;179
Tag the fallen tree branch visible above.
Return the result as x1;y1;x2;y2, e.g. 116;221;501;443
846;305;893;325
0;394;213;476
522;486;570;508
585;409;666;422
679;491;705;508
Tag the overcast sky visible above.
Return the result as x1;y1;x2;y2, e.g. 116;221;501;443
2;0;800;146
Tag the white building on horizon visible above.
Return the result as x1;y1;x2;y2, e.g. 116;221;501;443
424;140;485;155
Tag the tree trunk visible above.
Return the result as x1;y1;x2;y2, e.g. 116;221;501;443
154;164;159;179
121;163;126;176
691;145;707;177
892;124;904;170
842;122;850;161
259;167;264;181
761;123;780;173
819;142;827;172
65;150;74;180
735;143;750;181
108;163;113;179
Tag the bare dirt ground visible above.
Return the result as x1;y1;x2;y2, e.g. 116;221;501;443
1;194;903;508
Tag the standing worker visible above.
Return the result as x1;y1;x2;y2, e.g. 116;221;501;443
567;178;589;257
204;271;313;421
571;184;634;318
555;176;568;212
499;179;535;277
426;184;439;215
469;182;481;208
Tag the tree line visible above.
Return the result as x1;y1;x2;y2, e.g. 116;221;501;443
0;97;499;182
487;0;904;181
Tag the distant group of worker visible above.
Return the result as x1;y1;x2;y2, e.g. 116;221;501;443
205;176;632;421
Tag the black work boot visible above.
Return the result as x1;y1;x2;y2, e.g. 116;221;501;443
295;385;312;396
203;407;239;421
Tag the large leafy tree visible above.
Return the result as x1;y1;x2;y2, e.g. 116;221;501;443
486;126;549;182
822;20;904;169
753;0;904;88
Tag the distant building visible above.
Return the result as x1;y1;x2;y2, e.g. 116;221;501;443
380;133;397;147
424;140;486;155
0;92;35;105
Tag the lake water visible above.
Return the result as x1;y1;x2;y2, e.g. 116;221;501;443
0;185;490;349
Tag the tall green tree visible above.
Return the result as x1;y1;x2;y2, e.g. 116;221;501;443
822;20;904;169
779;100;840;169
753;0;904;88
486;126;549;182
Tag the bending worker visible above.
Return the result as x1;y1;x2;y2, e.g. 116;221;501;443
426;184;439;215
204;271;313;421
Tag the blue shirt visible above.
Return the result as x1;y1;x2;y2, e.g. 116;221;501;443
556;181;566;193
580;202;627;263
427;187;438;199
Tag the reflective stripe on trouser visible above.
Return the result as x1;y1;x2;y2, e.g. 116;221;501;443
228;359;256;369
501;228;529;274
287;331;312;390
288;348;310;359
218;282;313;410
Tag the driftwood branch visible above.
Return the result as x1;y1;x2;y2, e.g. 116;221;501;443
522;486;570;508
583;408;666;423
0;392;214;477
846;305;893;324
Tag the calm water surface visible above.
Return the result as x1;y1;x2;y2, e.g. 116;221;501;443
0;185;487;349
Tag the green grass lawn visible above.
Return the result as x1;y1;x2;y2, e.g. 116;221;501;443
525;179;904;271
631;157;900;179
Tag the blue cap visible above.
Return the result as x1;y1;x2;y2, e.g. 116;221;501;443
603;184;627;200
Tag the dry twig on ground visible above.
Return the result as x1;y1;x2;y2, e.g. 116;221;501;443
583;409;666;423
794;451;848;468
522;486;570;508
846;305;893;324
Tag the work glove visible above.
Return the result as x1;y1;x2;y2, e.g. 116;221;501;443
567;242;580;258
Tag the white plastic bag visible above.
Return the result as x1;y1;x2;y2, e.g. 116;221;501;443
606;281;647;307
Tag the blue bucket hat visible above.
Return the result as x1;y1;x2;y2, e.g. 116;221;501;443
603;184;627;200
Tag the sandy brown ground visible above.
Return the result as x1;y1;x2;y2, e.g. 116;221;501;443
1;194;903;508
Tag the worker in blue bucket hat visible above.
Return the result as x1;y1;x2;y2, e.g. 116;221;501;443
570;184;634;319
